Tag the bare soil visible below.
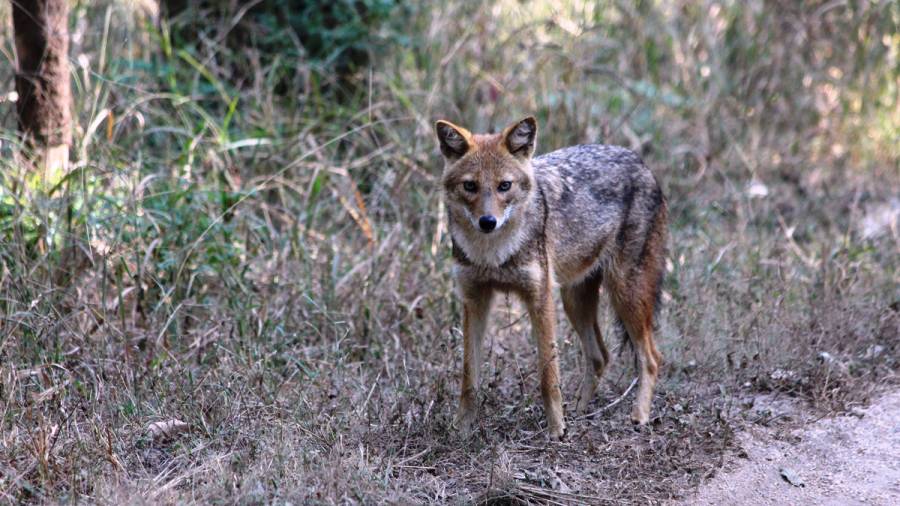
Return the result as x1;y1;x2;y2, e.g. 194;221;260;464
683;389;900;505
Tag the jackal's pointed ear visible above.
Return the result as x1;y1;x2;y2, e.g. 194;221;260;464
435;120;472;161
502;117;537;159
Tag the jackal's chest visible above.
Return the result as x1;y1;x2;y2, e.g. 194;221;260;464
451;241;546;296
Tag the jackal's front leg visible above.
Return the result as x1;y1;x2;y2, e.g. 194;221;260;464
526;284;566;440
454;288;493;435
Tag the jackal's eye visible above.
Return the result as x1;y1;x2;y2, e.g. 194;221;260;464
497;181;512;192
462;181;478;193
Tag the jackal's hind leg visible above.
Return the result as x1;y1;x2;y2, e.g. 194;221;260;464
607;274;662;426
561;273;609;414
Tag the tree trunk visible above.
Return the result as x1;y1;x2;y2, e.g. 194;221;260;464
12;0;72;173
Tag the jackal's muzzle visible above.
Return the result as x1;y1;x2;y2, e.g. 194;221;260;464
478;215;497;233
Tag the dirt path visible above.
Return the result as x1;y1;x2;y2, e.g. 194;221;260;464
683;390;900;505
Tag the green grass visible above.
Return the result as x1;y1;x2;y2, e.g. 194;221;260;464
1;0;898;503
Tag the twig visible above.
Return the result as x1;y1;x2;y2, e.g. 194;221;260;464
518;483;603;504
395;447;430;467
576;377;638;420
357;370;383;417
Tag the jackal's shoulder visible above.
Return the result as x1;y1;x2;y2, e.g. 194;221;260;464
532;144;657;193
531;143;663;238
534;144;646;176
536;143;642;163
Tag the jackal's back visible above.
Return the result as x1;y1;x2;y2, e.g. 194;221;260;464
533;144;666;285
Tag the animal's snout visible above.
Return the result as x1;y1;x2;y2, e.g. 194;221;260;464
478;215;497;233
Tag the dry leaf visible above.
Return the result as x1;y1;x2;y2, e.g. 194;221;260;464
780;467;805;487
147;419;189;440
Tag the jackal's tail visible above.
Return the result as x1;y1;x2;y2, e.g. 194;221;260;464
614;266;664;347
614;197;667;367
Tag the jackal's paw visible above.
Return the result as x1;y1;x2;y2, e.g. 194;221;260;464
575;376;598;415
575;390;595;415
549;421;567;441
630;404;650;425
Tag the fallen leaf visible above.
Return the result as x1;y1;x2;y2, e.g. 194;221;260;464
746;181;769;198
147;419;189;440
780;467;805;487
548;467;572;493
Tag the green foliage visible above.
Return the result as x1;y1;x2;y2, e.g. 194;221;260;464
277;0;406;70
165;0;409;82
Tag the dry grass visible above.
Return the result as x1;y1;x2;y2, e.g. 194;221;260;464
1;0;898;503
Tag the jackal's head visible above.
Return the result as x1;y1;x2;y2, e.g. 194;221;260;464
434;117;538;238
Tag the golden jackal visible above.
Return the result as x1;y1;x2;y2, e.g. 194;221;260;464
435;117;667;440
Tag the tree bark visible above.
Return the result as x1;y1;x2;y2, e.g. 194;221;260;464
12;0;72;172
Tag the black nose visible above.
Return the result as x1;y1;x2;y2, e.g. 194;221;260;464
478;215;497;232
